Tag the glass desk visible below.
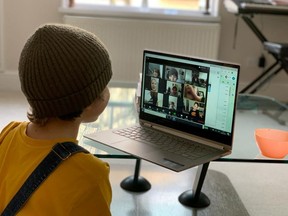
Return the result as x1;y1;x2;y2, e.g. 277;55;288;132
220;94;288;162
79;87;288;208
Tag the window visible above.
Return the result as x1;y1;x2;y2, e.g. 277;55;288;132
63;0;219;19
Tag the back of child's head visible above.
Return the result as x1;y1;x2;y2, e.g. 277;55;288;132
18;24;112;123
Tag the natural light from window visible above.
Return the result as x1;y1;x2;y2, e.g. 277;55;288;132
74;0;202;11
64;0;219;17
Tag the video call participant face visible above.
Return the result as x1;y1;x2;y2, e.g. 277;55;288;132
168;68;178;82
193;102;199;110
151;78;158;92
153;69;160;78
171;86;177;96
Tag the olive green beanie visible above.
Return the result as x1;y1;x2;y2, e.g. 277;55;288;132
19;24;112;118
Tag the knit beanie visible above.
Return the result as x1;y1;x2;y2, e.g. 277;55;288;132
19;24;112;118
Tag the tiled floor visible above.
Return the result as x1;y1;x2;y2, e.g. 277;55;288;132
1;90;288;216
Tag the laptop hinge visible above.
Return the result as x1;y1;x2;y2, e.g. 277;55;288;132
141;122;153;127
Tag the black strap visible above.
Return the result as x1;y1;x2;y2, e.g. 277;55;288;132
1;142;89;216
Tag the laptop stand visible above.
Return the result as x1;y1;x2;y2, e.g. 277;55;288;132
95;154;212;207
178;162;211;208
120;158;151;192
94;154;152;192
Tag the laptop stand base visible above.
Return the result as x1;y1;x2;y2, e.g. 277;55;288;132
178;190;210;208
179;162;211;208
120;175;151;192
120;158;151;192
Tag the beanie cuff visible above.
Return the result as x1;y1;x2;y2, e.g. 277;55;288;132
28;65;112;118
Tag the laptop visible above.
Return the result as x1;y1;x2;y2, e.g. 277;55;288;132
85;50;240;172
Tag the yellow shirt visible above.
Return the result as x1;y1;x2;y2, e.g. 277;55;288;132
0;122;112;216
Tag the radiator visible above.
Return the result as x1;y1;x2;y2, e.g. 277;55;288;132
64;15;220;84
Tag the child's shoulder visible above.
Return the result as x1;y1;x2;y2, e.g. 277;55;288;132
0;121;26;143
68;152;110;179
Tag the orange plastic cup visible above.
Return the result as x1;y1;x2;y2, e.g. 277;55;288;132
255;128;288;159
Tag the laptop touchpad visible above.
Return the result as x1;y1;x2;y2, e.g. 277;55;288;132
162;158;184;169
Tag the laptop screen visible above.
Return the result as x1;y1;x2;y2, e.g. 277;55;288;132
139;50;240;146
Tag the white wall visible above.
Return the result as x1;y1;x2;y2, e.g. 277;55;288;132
0;0;62;91
3;0;62;70
0;0;287;101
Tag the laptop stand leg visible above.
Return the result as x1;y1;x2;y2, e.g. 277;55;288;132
178;162;210;208
120;158;151;192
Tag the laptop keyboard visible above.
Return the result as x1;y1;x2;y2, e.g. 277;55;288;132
113;126;216;159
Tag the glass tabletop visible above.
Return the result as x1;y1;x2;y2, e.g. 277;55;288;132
79;87;288;163
78;87;138;157
221;94;288;162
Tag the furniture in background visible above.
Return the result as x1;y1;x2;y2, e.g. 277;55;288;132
224;0;288;94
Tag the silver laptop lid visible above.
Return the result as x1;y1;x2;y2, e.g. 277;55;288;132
139;50;240;148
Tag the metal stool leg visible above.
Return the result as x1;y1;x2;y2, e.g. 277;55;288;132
240;15;288;94
240;61;279;93
250;65;283;94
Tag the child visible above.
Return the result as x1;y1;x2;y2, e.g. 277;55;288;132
0;24;113;215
